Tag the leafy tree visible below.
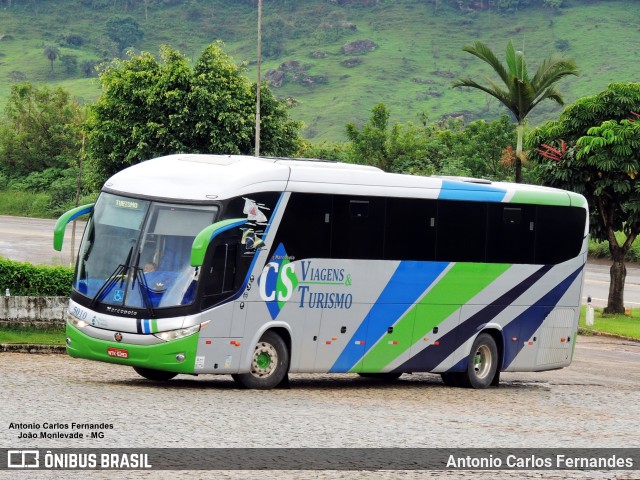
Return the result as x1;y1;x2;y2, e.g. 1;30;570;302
86;42;302;183
262;17;287;59
453;40;578;183
43;45;60;72
441;115;517;180
106;16;144;51
296;140;349;162
60;54;78;74
346;103;392;171
345;104;517;179
529;82;640;314
80;59;99;77
0;83;85;178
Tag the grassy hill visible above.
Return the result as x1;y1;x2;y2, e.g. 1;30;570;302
0;0;638;142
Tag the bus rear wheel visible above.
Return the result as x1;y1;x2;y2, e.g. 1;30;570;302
232;331;289;390
461;333;498;389
133;366;178;381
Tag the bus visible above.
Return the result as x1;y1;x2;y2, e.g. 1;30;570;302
54;154;588;389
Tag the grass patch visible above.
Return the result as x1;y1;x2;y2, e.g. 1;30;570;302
0;190;52;217
0;189;98;218
0;326;65;345
579;306;640;340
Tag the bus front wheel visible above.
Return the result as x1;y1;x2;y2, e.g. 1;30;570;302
232;331;289;390
133;366;178;381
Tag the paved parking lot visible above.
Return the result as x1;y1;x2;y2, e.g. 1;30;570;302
1;335;638;478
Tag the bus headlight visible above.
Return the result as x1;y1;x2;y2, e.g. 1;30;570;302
68;313;89;329
153;324;201;342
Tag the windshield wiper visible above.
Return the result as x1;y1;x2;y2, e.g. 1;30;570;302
89;246;133;309
131;264;156;318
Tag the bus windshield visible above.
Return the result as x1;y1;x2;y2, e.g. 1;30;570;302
74;193;218;311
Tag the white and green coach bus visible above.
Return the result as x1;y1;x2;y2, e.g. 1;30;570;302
54;154;588;389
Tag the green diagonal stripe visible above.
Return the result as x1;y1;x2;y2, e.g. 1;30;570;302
354;262;511;372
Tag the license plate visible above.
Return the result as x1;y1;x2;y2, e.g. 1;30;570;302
107;347;129;359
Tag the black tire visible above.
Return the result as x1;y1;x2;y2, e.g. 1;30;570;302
133;366;178;381
232;331;289;390
460;333;499;389
358;372;402;381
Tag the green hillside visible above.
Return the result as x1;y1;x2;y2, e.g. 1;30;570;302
0;0;638;142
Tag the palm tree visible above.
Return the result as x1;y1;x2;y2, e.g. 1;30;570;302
43;45;60;73
453;40;578;182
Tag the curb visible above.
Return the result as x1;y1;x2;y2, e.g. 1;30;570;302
577;328;640;343
0;343;66;354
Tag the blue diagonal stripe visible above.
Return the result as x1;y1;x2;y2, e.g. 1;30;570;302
329;261;449;373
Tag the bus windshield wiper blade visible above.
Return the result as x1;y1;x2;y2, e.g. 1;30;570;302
89;263;127;308
89;246;134;308
133;266;156;318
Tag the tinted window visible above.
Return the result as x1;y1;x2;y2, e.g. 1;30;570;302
486;204;536;264
273;193;332;260
270;193;585;266
535;205;586;264
332;196;385;259
436;201;487;262
385;198;437;260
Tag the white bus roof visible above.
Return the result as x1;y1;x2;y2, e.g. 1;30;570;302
103;154;586;207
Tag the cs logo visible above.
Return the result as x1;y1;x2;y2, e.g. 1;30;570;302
259;244;298;320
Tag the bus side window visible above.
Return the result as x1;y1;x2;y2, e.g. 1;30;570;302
203;242;238;299
535;205;586;264
384;198;437;261
486;204;535;264
332;196;385;260
436;200;486;263
272;193;332;260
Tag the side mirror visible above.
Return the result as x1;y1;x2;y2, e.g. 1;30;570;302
53;204;94;251
190;218;248;267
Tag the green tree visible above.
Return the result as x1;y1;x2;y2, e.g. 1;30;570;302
0;83;85;177
43;44;60;72
86;42;302;183
296;140;349;162
453;40;578;183
529;82;640;314
106;16;144;51
346;103;393;171
80;59;98;78
344;104;517;178
60;54;78;75
443;115;517;180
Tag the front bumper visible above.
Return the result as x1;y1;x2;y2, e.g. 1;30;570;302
65;323;199;374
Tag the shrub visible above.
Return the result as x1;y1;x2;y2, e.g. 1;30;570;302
0;258;73;296
588;235;640;263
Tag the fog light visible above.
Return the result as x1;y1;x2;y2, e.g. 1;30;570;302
66;337;72;346
176;353;185;363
